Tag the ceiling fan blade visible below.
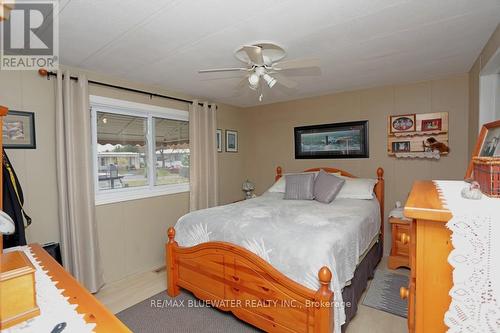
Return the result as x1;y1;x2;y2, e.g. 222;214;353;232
274;74;298;89
272;58;320;70
243;45;264;66
199;68;248;73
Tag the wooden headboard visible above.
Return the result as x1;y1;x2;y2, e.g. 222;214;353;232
275;166;385;243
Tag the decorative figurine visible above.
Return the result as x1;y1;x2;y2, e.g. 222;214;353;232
461;181;483;200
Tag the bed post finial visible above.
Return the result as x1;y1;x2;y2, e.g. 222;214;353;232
315;266;333;332
318;266;332;287
275;166;283;181
377;167;384;180
168;227;176;243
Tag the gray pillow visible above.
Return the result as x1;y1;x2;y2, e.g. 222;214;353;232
284;173;315;200
313;169;346;203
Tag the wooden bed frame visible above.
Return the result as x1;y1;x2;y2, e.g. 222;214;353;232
166;166;384;333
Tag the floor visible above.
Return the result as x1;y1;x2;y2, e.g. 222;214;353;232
95;257;408;333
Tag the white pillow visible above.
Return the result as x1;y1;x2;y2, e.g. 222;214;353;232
336;177;378;200
267;171;341;193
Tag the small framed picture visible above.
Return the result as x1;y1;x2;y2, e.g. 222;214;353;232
421;118;442;131
225;130;238;152
466;120;500;178
2;111;36;149
392;141;411;153
216;129;222;152
390;114;416;133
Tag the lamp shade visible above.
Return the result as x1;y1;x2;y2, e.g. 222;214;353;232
242;180;255;191
0;210;15;235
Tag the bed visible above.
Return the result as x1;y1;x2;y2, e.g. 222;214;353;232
166;166;384;333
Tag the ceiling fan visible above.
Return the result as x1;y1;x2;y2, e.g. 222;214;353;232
198;43;320;102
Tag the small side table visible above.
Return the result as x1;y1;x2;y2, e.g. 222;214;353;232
388;217;411;270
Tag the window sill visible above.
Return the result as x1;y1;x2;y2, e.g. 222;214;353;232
95;183;189;206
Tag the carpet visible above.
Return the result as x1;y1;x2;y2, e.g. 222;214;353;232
117;290;261;332
362;269;409;318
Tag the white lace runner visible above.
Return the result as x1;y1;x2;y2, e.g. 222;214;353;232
433;181;500;333
2;246;95;333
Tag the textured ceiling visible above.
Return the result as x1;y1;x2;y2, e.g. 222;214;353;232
59;0;500;107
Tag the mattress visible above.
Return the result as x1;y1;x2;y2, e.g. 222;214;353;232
174;192;381;333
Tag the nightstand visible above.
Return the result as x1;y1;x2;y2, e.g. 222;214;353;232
388;217;411;270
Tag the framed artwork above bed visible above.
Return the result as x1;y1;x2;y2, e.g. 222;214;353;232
294;120;369;159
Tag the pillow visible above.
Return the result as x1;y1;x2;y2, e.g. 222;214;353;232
284;173;315;200
267;171;340;193
336;177;378;200
313;169;345;203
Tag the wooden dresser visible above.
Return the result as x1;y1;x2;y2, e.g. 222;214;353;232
3;244;131;332
403;181;453;333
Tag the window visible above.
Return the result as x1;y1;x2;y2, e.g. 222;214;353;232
91;96;189;205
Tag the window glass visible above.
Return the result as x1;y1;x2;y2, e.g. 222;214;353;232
96;112;148;190
154;117;189;186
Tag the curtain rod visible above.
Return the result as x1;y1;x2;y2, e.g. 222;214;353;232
38;69;209;107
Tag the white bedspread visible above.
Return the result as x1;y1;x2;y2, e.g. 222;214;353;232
175;192;381;333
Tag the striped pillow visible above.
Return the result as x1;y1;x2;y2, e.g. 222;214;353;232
284;173;315;200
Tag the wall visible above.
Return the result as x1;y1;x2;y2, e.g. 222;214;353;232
0;67;246;283
468;24;500;157
0;68;472;280
243;75;469;255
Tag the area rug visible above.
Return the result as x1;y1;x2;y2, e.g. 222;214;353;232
362;269;409;318
117;290;261;332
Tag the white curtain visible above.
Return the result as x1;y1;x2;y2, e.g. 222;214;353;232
55;72;104;293
189;101;218;211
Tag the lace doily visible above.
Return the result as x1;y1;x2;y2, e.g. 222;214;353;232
2;246;95;333
433;181;500;333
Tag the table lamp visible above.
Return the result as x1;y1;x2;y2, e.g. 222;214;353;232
242;180;255;200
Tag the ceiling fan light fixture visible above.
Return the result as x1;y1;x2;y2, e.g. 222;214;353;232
248;73;260;90
262;73;277;88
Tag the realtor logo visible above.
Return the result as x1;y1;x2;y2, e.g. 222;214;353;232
1;0;59;70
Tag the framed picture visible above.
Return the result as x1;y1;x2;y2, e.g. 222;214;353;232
392;141;411;153
390;114;416;133
294;120;369;159
225;130;238;152
466;120;500;178
216;129;222;152
421;118;442;131
2;111;36;149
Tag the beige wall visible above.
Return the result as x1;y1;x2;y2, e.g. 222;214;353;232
468;24;500;156
0;68;471;280
0;68;246;283
243;74;469;255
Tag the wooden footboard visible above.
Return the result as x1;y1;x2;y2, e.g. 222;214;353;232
166;227;333;333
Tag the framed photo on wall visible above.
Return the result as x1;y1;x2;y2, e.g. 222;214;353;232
2;111;36;149
421;118;442;131
294;120;369;159
225;130;238;152
390;114;416;133
392;141;411;152
216;129;222;152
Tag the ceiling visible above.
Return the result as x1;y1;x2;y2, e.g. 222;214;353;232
58;0;500;107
